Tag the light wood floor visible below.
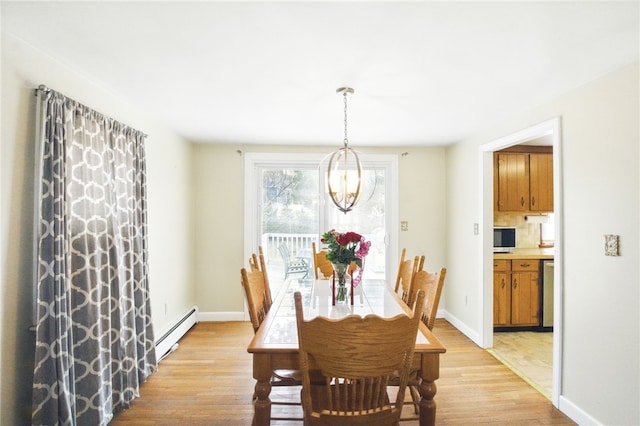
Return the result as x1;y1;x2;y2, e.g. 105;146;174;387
110;319;574;425
490;331;553;399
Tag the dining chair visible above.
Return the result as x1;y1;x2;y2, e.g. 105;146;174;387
412;267;447;331
278;244;310;280
249;246;272;309
312;242;334;279
240;266;304;420
398;266;448;415
240;267;271;333
294;289;425;426
394;248;422;307
312;242;360;282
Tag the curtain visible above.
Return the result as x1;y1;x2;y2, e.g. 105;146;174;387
31;87;157;426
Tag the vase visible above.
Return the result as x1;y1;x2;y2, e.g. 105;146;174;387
332;262;350;304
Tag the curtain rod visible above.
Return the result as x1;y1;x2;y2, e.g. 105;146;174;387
36;84;50;94
34;84;148;138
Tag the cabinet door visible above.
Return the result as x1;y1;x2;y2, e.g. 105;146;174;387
493;270;511;326
529;153;553;212
496;153;529;212
511;270;540;326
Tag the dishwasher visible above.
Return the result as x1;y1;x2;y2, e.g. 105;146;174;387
542;260;554;329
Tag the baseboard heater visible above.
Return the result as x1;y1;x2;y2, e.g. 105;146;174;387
155;305;199;361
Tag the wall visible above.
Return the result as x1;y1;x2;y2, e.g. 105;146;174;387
191;144;447;315
445;63;639;424
0;34;194;424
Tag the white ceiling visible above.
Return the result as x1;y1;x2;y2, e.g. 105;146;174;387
2;1;638;146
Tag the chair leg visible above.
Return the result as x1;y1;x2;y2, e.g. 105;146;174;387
409;385;420;414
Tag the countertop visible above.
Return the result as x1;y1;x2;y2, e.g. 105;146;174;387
494;248;555;260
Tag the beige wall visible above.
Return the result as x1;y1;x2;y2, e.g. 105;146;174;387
191;144;447;313
1;35;194;424
445;63;639;424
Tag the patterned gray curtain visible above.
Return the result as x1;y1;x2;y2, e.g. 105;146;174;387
31;87;157;426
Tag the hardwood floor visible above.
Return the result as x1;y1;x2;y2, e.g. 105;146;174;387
110;319;574;425
489;331;553;399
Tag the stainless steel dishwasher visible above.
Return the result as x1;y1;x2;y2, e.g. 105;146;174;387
542;260;554;329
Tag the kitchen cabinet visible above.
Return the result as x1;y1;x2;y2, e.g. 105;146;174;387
493;260;511;326
528;153;554;212
493;259;540;327
494;149;553;213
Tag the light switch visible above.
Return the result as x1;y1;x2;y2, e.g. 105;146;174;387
401;221;408;231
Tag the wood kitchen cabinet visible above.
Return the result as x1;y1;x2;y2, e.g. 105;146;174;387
528;153;554;212
493;260;511;326
493;259;540;328
494;147;553;213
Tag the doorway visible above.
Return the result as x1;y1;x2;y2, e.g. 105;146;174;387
480;117;563;407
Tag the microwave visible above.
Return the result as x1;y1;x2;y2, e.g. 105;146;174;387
493;227;516;252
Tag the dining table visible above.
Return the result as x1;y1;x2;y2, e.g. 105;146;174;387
247;277;447;426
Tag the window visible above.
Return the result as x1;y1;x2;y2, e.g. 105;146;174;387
244;152;398;296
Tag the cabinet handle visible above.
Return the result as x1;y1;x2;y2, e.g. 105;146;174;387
520;196;525;207
520;263;530;268
531;196;536;206
501;278;506;289
513;278;518;289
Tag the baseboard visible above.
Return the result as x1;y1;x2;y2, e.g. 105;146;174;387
198;311;245;322
558;395;602;425
155;305;199;360
440;309;483;347
440;310;605;425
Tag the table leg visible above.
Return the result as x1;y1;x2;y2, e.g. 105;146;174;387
253;354;272;426
418;353;440;426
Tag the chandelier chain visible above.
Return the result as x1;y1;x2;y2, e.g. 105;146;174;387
343;92;349;147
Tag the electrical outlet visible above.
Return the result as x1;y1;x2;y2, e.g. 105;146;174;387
401;221;409;231
473;223;479;235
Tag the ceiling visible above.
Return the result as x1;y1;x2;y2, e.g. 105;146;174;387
2;1;638;147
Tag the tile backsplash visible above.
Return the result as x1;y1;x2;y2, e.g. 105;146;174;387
494;214;541;248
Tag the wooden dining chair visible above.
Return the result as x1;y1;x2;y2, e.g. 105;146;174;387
398;266;447;415
240;266;303;420
394;248;421;306
412;267;447;331
249;246;272;309
294;289;425;426
241;267;270;333
312;242;334;279
278;244;310;280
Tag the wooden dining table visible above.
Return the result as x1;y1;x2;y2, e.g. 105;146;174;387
247;277;447;425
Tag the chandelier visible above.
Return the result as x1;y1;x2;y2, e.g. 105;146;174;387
327;87;362;214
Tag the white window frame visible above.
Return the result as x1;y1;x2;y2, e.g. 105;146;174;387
243;152;399;284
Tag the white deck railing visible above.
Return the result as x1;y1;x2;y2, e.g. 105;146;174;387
261;233;318;263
